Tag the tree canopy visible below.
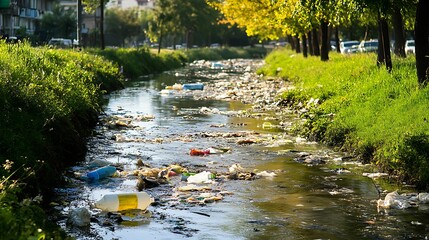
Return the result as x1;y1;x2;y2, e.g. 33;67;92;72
39;5;76;41
105;7;142;47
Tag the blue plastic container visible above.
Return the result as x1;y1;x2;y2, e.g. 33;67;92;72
86;165;117;181
182;83;204;90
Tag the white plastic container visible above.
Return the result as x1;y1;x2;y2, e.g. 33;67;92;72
187;171;215;184
95;192;154;212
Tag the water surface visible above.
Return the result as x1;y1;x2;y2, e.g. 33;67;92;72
57;60;429;240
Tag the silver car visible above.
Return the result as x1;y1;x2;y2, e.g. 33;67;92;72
340;41;359;54
358;40;378;53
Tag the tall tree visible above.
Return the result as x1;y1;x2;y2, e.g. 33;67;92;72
83;0;109;49
392;6;406;57
415;0;429;85
209;0;285;41
105;8;142;47
39;5;76;41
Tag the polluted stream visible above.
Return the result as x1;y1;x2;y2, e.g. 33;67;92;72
55;59;429;239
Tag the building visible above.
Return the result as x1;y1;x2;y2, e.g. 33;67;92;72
0;0;54;36
107;0;154;9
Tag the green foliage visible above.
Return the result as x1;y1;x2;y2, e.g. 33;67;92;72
87;47;186;78
0;160;71;240
87;47;266;79
259;49;429;189
0;41;123;238
39;4;76;41
394;134;429;188
105;7;143;47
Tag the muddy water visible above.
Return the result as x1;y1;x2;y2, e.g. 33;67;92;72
56;60;429;240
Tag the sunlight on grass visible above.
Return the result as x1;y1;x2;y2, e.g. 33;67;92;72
259;49;429;188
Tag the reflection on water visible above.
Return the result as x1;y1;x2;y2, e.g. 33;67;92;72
61;61;429;240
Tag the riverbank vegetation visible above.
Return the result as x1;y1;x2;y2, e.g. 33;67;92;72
0;42;123;239
258;49;429;189
89;46;268;78
87;47;186;79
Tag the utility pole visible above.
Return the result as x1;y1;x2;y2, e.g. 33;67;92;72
77;0;82;46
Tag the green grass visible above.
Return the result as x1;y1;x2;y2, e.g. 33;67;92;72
0;41;123;239
258;49;429;189
87;47;186;79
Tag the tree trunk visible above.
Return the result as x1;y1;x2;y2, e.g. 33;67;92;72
320;21;329;61
307;31;314;55
415;0;429;85
186;30;190;49
302;34;308;58
392;7;406;58
100;0;105;50
295;36;301;53
157;22;163;54
335;27;340;53
377;13;392;71
312;28;320;56
287;35;295;50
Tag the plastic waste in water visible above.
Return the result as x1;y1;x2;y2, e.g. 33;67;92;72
181;172;196;181
182;83;204;90
190;147;228;156
206;147;226;154
262;122;273;129
86;165;117;181
190;149;210;156
187;171;215;184
95;192;154;212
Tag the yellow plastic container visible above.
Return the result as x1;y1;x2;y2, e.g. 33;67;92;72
95;192;154;212
262;122;273;129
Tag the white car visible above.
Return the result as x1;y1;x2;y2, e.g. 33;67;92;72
48;38;73;48
405;40;415;55
358;40;378;53
340;41;359;54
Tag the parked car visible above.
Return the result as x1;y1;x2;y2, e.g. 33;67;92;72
210;43;221;48
340;40;359;54
405;40;415;55
358;40;378;53
48;38;73;48
6;36;19;44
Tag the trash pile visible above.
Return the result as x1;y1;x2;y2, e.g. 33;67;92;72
377;190;429;211
71;154;279;225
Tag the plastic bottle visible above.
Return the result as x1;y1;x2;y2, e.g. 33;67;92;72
95;192;154;212
190;149;210;156
86;165;117;181
262;122;273;129
182;83;204;90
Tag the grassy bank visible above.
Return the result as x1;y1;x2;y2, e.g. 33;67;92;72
0;42;123;239
257;49;429;189
88;47;187;79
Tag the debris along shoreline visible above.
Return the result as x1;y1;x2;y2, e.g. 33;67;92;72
56;59;428;239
